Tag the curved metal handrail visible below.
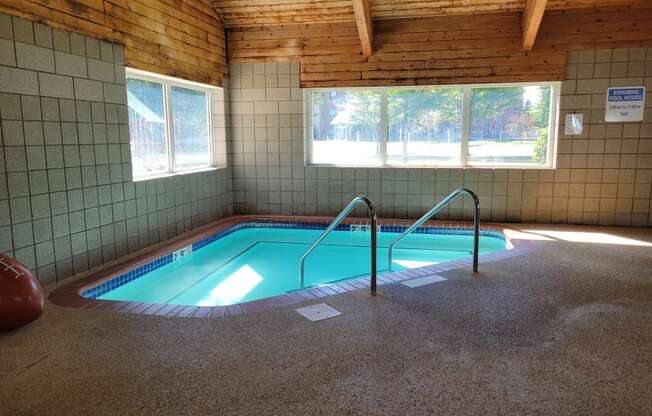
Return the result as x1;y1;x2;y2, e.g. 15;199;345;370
388;188;480;273
300;196;377;294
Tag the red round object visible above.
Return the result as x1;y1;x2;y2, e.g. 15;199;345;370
0;254;44;331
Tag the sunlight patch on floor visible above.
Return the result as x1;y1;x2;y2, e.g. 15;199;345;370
521;230;652;247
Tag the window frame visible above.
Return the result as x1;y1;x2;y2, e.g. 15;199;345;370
304;81;560;169
126;68;215;181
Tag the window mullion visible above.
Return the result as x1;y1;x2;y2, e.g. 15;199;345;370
461;86;472;167
305;90;313;165
379;90;388;166
164;82;175;173
206;90;214;168
546;83;558;168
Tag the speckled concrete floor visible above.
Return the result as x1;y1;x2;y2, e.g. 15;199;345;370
1;224;652;416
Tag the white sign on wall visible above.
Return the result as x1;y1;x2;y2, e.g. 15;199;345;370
564;113;583;135
605;86;646;122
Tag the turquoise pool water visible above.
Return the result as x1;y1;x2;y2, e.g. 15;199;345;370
97;225;507;306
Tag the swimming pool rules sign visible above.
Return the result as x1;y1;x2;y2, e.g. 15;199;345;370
605;86;645;122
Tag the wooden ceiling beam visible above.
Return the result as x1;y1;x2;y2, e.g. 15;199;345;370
352;0;373;56
522;0;548;50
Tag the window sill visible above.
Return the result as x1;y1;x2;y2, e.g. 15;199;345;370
132;166;226;182
305;163;555;170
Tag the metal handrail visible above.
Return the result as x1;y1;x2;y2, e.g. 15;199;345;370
388;188;480;273
300;196;378;294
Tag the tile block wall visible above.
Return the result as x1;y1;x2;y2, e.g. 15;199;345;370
227;52;652;226
0;14;232;285
560;49;652;226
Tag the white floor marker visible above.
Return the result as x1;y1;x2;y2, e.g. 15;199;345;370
402;275;447;288
296;303;342;321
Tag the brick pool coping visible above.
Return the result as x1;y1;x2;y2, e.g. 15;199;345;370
49;215;534;318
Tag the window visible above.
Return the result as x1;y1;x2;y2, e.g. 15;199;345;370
126;69;213;179
306;82;558;168
387;88;463;165
311;90;381;165
469;85;552;165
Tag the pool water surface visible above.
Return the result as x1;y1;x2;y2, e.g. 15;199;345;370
91;223;507;306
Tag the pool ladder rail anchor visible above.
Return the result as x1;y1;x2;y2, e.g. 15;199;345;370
388;187;480;273
299;196;378;295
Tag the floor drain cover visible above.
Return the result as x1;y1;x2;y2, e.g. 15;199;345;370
296;303;341;321
402;275;447;288
0;348;49;382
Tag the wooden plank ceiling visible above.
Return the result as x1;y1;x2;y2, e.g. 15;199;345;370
227;3;652;88
211;0;642;27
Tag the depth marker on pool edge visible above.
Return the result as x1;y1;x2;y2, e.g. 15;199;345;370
296;303;342;321
402;275;447;288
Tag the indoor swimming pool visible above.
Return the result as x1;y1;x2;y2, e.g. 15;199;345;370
81;222;508;307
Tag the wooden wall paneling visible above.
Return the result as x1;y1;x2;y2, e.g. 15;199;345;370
0;0;227;86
